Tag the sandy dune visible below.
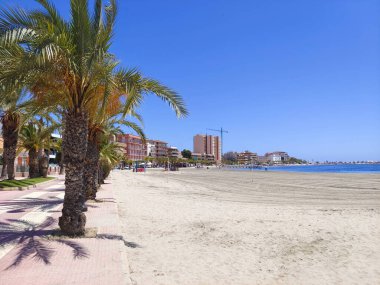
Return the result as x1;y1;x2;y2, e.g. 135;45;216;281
112;168;380;285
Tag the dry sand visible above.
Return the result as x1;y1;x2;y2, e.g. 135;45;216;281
112;168;380;285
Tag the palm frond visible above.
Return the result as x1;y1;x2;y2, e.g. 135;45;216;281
116;68;188;118
34;0;68;33
0;6;34;34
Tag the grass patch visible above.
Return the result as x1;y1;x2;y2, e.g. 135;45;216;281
0;177;55;189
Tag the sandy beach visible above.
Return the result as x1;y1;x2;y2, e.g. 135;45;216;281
112;168;380;285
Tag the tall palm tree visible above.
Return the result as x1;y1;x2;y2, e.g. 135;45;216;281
83;83;145;201
0;0;187;235
0;0;118;234
85;115;145;201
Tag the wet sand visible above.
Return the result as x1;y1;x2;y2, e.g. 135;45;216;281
112;168;380;285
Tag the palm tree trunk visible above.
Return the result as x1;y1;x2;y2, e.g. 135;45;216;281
28;148;39;178
58;111;88;235
59;165;65;175
56;151;64;174
1;162;6;178
98;163;104;185
2;120;19;180
39;152;49;178
58;152;65;174
83;139;99;200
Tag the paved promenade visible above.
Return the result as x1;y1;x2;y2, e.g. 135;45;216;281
0;176;131;285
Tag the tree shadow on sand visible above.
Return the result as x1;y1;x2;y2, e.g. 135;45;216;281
0;217;141;269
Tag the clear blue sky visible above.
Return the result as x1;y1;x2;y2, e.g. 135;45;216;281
2;0;380;161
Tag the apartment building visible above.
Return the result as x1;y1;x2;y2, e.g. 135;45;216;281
116;134;147;161
257;155;269;164
192;153;215;161
147;139;168;158
193;134;221;162
146;141;156;157
155;141;168;158
265;151;289;163
167;146;181;158
237;151;258;165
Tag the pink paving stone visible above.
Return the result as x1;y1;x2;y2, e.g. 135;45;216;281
0;178;132;285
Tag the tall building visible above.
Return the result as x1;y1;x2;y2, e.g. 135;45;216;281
116;134;147;161
193;134;221;162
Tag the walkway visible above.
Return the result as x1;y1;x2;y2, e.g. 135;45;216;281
0;176;131;285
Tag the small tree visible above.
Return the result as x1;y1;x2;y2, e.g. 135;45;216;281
181;149;192;159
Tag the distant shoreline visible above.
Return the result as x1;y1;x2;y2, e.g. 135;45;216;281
222;163;380;173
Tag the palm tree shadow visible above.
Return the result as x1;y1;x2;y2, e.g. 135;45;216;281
0;217;89;270
0;198;62;214
0;218;141;270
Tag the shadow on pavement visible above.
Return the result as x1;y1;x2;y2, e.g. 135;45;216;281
0;217;89;269
0;217;140;269
0;198;99;214
0;198;63;214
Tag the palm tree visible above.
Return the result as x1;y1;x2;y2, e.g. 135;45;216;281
82;67;189;201
18;120;58;178
83;87;145;201
0;0;187;235
0;88;29;180
84;117;144;201
0;0;119;234
0;112;19;180
98;138;124;185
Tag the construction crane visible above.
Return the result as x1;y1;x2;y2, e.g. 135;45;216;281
206;127;229;159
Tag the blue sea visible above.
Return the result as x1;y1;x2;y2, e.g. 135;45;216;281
267;164;380;173
229;164;380;173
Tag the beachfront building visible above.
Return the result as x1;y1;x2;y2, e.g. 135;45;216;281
257;155;269;164
237;151;258;165
192;152;215;161
155;140;168;158
265;151;289;163
147;139;168;158
146;141;156;157
167;146;181;158
116;134;147;161
193;134;221;163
